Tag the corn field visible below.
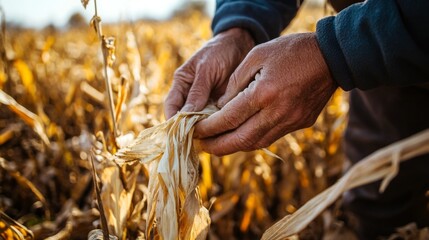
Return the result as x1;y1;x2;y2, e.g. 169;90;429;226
0;3;356;239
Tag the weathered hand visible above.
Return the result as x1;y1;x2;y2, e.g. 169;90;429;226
164;28;255;119
195;33;337;156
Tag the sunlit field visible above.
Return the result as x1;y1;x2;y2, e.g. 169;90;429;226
0;3;355;239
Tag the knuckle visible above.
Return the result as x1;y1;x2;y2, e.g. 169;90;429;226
240;87;257;109
250;45;262;55
173;66;193;83
229;72;239;86
253;81;273;106
188;85;204;96
249;44;267;57
262;111;279;129
173;67;184;79
233;132;254;151
221;111;240;130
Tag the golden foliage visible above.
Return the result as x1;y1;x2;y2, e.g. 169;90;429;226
0;4;357;240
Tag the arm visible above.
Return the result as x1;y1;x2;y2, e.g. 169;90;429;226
212;0;300;44
317;0;429;90
194;0;429;155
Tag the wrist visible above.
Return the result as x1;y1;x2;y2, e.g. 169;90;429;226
216;28;255;50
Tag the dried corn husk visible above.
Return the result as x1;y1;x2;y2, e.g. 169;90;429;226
113;106;217;239
262;129;429;240
87;229;118;240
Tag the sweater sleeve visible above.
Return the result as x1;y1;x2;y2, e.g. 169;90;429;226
316;0;429;90
212;0;299;44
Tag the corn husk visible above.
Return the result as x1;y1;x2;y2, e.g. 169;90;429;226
262;129;429;240
113;106;217;239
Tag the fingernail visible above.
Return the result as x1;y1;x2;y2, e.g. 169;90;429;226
182;104;195;112
217;97;225;108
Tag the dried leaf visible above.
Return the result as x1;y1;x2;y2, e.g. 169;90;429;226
0;123;21;145
114;106;217;239
240;193;256;232
99;163;138;238
90;15;102;36
89;151;110;240
44;220;73;240
102;36;116;68
210;192;240;222
125;30;142;100
81;0;90;9
87;229;118;240
262;129;429;240
115;76;129;123
0;211;34;240
199;152;212;200
13;60;36;100
81;81;104;104
0;7;7;86
0;158;50;219
0;89;49;144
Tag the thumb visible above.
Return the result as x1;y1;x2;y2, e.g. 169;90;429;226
182;68;212;112
217;56;262;108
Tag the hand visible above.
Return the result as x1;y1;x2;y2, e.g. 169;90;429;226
164;28;255;119
194;33;338;156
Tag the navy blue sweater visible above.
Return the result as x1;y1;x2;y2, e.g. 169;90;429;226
212;0;429;91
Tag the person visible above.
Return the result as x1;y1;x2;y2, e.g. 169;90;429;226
164;0;429;238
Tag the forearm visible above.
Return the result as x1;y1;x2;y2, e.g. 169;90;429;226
316;0;429;90
212;0;300;44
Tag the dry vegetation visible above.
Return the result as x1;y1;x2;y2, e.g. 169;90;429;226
0;3;358;239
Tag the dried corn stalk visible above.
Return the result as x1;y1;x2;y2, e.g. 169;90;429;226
113;106;217;239
262;129;429;240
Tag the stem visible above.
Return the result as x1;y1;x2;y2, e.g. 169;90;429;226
102;52;118;139
94;0;98;21
90;152;110;240
93;0;118;140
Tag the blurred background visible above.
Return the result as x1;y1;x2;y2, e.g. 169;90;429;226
2;0;216;28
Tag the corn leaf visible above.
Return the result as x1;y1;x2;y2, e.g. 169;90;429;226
262;129;429;240
113;106;217;239
0;89;49;145
0;211;34;240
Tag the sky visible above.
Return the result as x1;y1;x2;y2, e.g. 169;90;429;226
1;0;215;28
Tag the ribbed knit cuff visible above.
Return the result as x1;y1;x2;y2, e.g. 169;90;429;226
316;17;355;90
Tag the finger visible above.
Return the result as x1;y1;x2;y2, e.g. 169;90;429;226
182;67;212;113
197;108;279;156
194;81;260;139
164;82;188;119
164;68;194;119
217;53;262;108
